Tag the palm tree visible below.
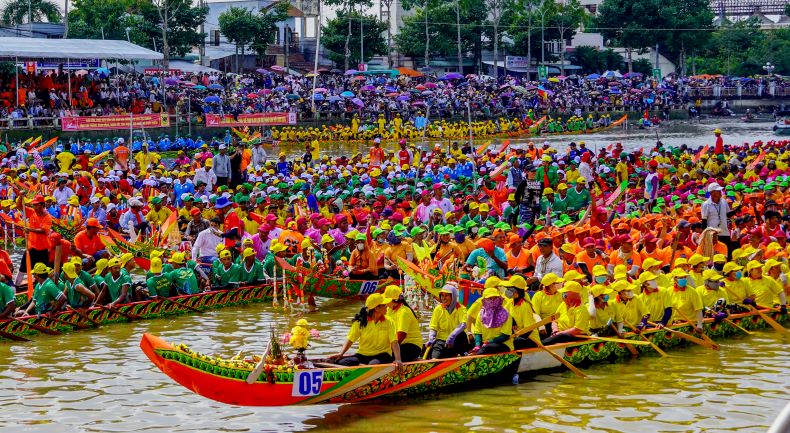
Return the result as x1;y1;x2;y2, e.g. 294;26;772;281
1;0;62;26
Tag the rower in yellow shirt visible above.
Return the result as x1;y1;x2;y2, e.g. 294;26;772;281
503;276;539;348
383;285;424;362
746;260;786;308
637;271;673;327
532;274;564;336
588;284;616;334
721;262;756;306
695;269;729;309
668;268;704;330
543;281;590;345
611;280;649;331
472;287;514;354
145;196;172;225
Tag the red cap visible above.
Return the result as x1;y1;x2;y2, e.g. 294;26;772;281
30;195;45;205
190;208;201;216
86;217;102;228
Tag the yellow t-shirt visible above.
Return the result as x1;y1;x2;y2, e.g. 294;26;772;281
670;288;703;322
613;297;648;327
346;317;397;356
555;303;590;334
55;152;76;173
531;290;562;320
751;277;783;307
429;304;468;341
508;299;539;342
474;312;514;350
146;207;172;225
589;302;617;330
639;288;672;322
386;304;424;348
695;285;729;308
723;278;754;304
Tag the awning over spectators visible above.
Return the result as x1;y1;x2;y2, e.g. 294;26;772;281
0;37;163;60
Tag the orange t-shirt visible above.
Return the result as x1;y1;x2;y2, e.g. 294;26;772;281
609;250;643;269
25;208;52;250
575;250;607;272
74;230;105;256
507;248;530;270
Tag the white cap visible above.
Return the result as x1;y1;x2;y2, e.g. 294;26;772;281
706;183;723;193
89;196;100;204
218;144;227;150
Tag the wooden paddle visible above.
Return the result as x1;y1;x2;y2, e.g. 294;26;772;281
674;308;721;350
66;306;100;327
101;305;140;321
511;314;559;340
0;323;32;341
720;286;787;334
165;297;204;314
623;319;670;357
579;335;651;346
246;339;272;384
537;342;588;379
608;324;640;356
648;321;717;350
752;305;788;334
13;316;65;334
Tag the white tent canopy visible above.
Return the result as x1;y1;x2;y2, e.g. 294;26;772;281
0;37;163;60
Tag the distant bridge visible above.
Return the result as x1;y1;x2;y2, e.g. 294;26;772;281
712;0;789;16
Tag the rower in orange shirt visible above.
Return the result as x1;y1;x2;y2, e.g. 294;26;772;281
608;234;642;277
575;237;608;278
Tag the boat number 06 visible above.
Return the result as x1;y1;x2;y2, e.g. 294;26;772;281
360;281;378;295
292;371;323;397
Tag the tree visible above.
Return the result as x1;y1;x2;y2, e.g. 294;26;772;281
571;46;625;73
508;0;585;68
394;0;485;68
218;4;286;72
655;0;712;75
324;0;372;70
1;0;61;25
484;0;514;77
596;0;663;72
322;12;388;67
67;0;206;65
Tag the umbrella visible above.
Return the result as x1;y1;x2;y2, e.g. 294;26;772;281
624;72;642;78
330;68;342;74
499;84;511;89
305;73;317;78
203;96;221;103
193;85;206;90
246;93;259;99
340;91;355;98
351;97;364;107
180;82;195;88
501;92;514;97
317;68;330;72
274;86;288;92
411;101;426;106
548;77;560;83
208;84;224;90
513;85;528;94
415;85;427;91
313;94;325;101
385;86;398;92
361;85;376;91
586;74;600;80
396;95;410;101
165;78;179;86
271;65;285;72
421;90;434;96
353;76;366;81
556;75;567;80
255;68;272;75
314;88;328;93
385;92;399;97
344;69;358;75
286;93;300;99
328;96;342;102
445;72;463;79
424;82;438;89
602;70;623;79
258;89;272;95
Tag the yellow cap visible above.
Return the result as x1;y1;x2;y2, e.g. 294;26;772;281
243;247;256;258
220;250;232;259
559;281;583;294
150;257;163;274
94;258;108;275
590;284;613;298
592;265;608;277
482;287;501;298
541;273;563;286
383;285;402;300
62;262;78;279
365;293;391;310
170;252;186;264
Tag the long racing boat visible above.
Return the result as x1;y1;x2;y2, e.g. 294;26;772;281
139;307;788;406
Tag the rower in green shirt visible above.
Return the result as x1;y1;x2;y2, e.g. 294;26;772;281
238;248;265;285
146;257;173;298
214;249;242;287
61;262;96;308
19;263;66;316
103;258;132;307
263;240;289;280
168;252;200;295
0;281;16;318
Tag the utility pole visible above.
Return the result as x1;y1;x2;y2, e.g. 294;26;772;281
284;24;290;74
199;0;205;65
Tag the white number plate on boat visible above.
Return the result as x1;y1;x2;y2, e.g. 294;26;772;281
292;370;323;397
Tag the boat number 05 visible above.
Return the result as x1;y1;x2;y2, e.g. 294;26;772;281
360;281;378;295
292;371;323;397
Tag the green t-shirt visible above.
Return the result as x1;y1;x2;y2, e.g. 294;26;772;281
169;267;199;295
104;270;132;303
262;253;276;279
93;274;105;289
238;260;264;284
62;278;90;308
34;279;63;314
213;263;241;286
78;270;96;290
147;273;172;297
0;282;15;308
146;264;174;280
566;187;591;212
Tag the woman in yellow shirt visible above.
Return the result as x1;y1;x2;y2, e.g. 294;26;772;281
503;276;540;349
427;284;470;359
542;281;590;345
611;280;648;332
472;288;514;354
668;268;704;332
588;284;616;334
383;285;424;362
331;293;403;368
532;273;563;335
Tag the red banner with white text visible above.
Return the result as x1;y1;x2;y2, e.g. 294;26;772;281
61;113;170;131
204;112;296;127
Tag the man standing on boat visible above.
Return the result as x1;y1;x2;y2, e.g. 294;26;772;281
701;183;741;257
14;194;51;287
713;128;724;154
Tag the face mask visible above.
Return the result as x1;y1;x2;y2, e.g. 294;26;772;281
454;233;466;243
735;271;742;279
714;263;724;272
595;276;607;284
471;227;479;234
622;290;633;299
676;278;688;288
602;294;610;302
356;243;364;251
706;281;719;289
504;287;516;299
648;280;658;289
